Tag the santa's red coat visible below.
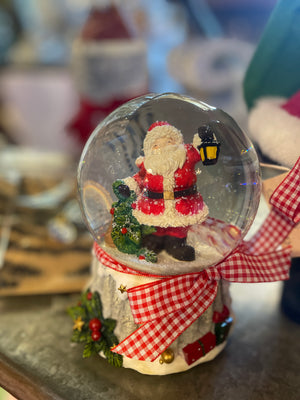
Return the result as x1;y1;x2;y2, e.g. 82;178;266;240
127;144;209;228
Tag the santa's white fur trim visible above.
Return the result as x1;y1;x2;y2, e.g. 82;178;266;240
248;97;300;168
133;203;209;228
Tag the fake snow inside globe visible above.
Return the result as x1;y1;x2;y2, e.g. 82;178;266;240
73;92;262;375
78;92;261;275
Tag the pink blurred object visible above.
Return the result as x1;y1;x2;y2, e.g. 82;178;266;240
0;69;80;154
281;89;300;118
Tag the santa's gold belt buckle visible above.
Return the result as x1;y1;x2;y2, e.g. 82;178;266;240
163;191;174;200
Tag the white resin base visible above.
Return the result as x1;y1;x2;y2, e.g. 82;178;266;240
121;342;228;375
89;252;233;375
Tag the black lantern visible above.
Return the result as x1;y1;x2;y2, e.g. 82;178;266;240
197;124;221;166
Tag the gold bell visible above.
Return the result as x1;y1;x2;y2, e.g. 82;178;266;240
159;348;174;364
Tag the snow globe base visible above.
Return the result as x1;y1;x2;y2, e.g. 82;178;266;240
88;246;233;375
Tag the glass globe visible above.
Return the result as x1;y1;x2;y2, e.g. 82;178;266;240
78;93;261;274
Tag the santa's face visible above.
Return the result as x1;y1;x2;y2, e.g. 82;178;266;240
151;136;177;152
144;136;186;177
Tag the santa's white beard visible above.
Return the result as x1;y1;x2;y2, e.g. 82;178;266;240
144;144;186;179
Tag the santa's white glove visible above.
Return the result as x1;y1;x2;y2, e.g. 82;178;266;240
193;133;202;151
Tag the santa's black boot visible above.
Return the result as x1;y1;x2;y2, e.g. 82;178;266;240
142;234;165;254
164;236;195;261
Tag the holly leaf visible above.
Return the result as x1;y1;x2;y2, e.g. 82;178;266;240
67;306;86;321
68;290;123;367
92;291;103;316
83;342;94;359
71;329;89;343
102;318;116;333
80;290;90;306
105;349;123;368
94;339;106;354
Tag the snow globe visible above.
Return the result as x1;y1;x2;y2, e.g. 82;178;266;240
69;92;262;375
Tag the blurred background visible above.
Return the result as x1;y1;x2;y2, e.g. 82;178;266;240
0;0;276;154
0;2;298;399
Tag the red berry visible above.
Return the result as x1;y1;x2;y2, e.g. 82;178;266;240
212;311;220;323
91;331;101;341
89;318;102;331
139;255;145;260
121;227;127;234
86;292;93;300
110;207;115;215
222;305;230;319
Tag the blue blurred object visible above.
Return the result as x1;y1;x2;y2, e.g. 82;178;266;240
0;5;18;63
281;258;300;324
179;0;223;37
9;0;89;65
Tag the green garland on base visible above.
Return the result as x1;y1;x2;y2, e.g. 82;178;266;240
68;290;123;368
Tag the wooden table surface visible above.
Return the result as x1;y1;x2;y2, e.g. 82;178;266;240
0;281;299;400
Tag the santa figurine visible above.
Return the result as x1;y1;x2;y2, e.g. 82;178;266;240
116;121;220;262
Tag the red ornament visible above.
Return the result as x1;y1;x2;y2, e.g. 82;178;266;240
110;207;115;215
91;331;101;341
121;227;128;234
89;318;102;331
86;291;93;300
139;255;145;260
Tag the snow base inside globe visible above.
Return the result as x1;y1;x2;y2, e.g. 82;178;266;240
68;93;296;376
87;247;233;375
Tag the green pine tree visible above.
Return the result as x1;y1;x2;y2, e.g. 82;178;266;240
110;180;157;263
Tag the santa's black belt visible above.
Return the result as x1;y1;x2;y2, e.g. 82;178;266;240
145;185;197;200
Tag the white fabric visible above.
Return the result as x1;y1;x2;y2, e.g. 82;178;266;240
248;97;300;168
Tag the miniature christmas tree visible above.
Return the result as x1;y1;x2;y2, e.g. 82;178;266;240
111;180;157;262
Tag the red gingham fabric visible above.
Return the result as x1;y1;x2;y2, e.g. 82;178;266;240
242;209;294;255
93;244;149;276
93;244;169;278
111;246;290;361
115;278;218;361
244;157;299;254
94;158;299;362
270;157;300;223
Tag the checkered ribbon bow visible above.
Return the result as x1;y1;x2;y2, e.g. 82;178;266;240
95;158;299;362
